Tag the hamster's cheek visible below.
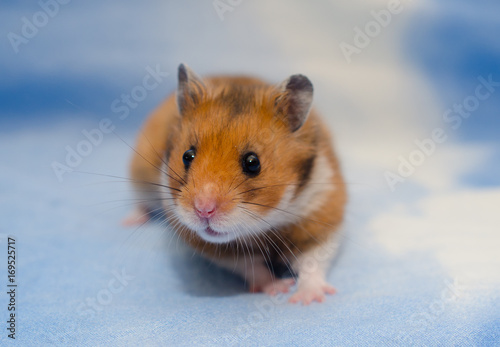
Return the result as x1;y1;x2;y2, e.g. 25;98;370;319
172;204;205;230
213;208;269;239
208;208;249;230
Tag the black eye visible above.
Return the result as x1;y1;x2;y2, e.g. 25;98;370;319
242;152;261;176
183;148;196;168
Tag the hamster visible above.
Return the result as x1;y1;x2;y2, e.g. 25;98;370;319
126;64;347;304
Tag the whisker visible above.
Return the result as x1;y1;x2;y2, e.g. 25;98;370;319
76;181;180;197
166;215;184;250
89;197;177;207
138;129;188;188
228;176;249;195
112;205;168;262
227;175;238;194
73;170;182;193
238;222;278;285
239;201;333;229
238;201;373;254
239;208;297;276
240;204;327;252
237;182;336;196
246;181;374;195
111;130;185;188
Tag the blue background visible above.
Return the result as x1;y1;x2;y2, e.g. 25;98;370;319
0;1;499;345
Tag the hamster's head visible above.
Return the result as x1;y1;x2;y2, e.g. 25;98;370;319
163;64;316;244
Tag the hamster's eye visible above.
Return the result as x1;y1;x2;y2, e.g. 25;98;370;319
242;152;261;176
183;148;196;168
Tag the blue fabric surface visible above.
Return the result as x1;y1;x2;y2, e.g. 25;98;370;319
1;1;499;346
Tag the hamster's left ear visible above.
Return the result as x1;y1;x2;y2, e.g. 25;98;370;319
274;74;314;132
177;63;206;115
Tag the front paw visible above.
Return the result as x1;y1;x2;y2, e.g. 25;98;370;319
288;282;336;305
249;278;295;295
122;207;150;226
262;278;296;295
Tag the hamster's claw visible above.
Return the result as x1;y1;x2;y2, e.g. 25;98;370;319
288;283;337;305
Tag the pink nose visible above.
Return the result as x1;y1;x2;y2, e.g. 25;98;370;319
194;198;217;219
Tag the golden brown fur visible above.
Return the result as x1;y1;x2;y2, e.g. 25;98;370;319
129;67;346;303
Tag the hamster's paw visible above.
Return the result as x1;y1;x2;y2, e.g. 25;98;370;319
288;281;336;305
122;207;150;226
260;278;296;296
247;269;295;295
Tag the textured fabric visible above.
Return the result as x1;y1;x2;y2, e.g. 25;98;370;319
1;1;499;346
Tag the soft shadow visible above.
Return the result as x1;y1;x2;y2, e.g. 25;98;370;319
162;230;297;297
170;249;247;297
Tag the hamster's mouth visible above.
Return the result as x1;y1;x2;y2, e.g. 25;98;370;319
204;227;222;236
196;224;236;244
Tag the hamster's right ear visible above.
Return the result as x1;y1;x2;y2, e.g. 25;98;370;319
274;74;314;132
177;63;206;115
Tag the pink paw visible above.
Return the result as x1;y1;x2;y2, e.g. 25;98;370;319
122;208;150;226
288;283;336;305
249;278;295;295
262;278;296;296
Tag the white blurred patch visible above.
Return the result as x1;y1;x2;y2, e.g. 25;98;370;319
408;143;495;191
371;187;500;291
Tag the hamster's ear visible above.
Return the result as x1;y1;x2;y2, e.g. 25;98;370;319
177;63;205;115
274;74;313;132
